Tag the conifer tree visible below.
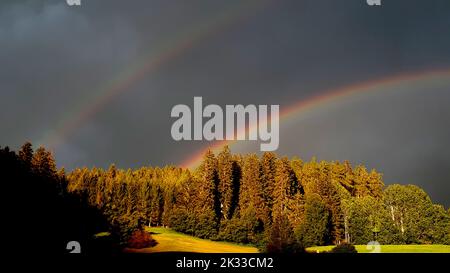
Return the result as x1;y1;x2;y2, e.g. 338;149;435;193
18;141;33;167
273;157;297;218
217;146;234;219
31;146;57;178
239;154;268;228
261;152;277;222
195;150;220;237
330;161;355;195
269;157;299;249
368;169;384;199
295;193;330;247
354;165;371;197
268;213;297;253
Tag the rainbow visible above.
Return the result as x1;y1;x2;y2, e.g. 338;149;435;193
180;68;450;169
39;0;272;150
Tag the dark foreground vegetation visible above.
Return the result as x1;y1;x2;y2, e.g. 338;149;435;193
1;143;119;254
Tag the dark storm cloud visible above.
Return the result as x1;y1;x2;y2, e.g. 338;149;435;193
1;1;450;204
0;0;140;145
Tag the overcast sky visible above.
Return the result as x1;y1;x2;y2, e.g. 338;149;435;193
1;0;450;206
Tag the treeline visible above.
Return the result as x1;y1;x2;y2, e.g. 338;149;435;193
67;146;450;252
0;143;118;254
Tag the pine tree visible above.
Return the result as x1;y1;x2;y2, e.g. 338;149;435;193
217;146;234;219
295;193;330;247
268;213;297;253
330;160;355;195
288;157;306;230
368;169;384;199
239;154;268;230
195;150;220;237
354;165;371;197
197;150;219;212
260;152;277;222
273;157;298;218
18;141;33;166
269;157;299;249
318;162;344;244
31;146;57;178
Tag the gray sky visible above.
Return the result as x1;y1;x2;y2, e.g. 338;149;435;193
1;0;450;206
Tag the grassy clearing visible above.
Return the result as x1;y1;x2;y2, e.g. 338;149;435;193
125;227;259;253
94;231;111;238
307;244;450;253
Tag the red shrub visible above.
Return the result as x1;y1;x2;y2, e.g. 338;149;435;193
127;230;157;249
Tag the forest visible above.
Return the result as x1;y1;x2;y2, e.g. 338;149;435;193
2;143;449;253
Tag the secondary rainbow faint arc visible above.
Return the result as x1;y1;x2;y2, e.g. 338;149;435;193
40;0;272;150
180;68;450;169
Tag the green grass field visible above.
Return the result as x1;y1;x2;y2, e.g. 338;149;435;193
307;244;450;253
125;227;259;253
122;227;449;253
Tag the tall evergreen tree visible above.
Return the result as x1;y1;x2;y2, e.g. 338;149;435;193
269;157;299;249
295;193;330;247
367;169;384;199
31;146;57;178
18;141;33;167
195;150;220;237
273;157;298;218
354;165;371;198
217;146;234;220
268;213;297;253
260;152;277;222
239;154;268;229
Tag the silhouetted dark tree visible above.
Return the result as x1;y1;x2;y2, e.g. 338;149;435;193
1;144;119;254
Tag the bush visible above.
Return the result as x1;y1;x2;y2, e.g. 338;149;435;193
295;194;331;248
217;218;250;243
195;212;219;239
127;230;157;249
330;243;357;253
267;214;303;254
169;209;196;235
